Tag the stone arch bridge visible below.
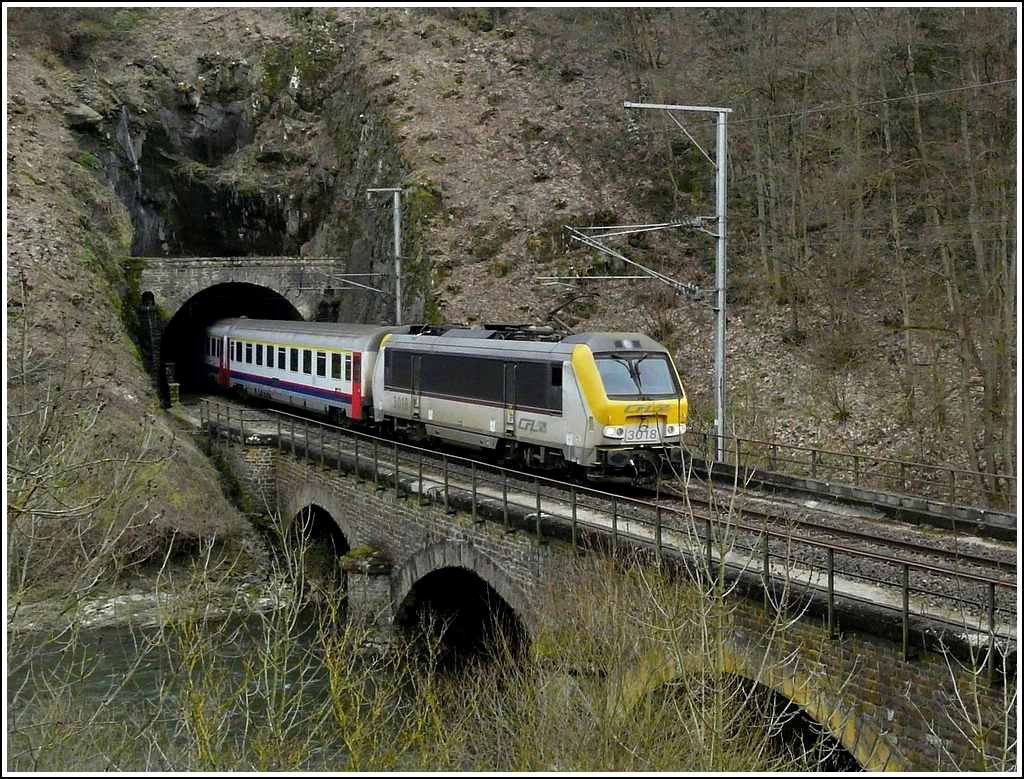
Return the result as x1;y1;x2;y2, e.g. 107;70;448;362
198;402;1015;773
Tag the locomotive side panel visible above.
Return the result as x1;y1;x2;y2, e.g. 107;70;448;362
374;337;573;466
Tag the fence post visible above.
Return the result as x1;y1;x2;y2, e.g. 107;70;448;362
443;456;451;514
418;451;425;505
571;485;578;551
987;582;996;682
902;564;911;661
471;462;478;523
611;496;618;554
502;470;508;530
762;532;770;609
706;517;713;572
535;480;542;542
827;548;836;638
655;505;662;562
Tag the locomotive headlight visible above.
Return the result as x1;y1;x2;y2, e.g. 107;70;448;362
665;424;681;437
602;425;625;439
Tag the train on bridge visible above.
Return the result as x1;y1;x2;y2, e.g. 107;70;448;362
202;317;688;484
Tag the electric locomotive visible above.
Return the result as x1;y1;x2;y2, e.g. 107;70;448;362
374;325;688;483
202;318;688;483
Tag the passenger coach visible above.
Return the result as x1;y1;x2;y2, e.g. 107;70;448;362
203;318;407;423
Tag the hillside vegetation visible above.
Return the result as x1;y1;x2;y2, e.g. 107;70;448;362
5;7;1017;599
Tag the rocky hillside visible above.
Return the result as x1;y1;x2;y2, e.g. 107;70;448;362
5;8;1016;594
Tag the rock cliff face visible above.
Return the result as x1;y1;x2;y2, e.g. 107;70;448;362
95;15;415;326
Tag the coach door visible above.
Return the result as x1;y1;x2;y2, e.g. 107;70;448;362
503;362;516;434
218;335;230;387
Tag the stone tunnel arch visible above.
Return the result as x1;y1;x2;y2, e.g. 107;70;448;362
719;641;901;770
157;281;302;394
392;542;534;668
278;489;364;609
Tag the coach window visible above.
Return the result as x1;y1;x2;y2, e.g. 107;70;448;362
278;347;287;370
316;351;327;378
303;349;312;375
514;361;548;410
236;341;243;362
245;343;253;364
256;344;263;366
290;348;299;373
331;353;342;380
345;355;352;382
217;339;223;358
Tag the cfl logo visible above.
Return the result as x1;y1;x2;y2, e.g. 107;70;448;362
518;418;548;433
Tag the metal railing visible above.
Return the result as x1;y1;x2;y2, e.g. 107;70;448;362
687;432;1017;514
200;399;1016;672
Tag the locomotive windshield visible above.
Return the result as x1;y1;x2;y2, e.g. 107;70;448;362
595;353;680;400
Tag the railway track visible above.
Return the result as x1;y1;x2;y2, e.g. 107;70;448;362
683;450;1017;544
654;475;1016;576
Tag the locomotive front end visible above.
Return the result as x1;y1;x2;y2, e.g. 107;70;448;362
568;334;688;483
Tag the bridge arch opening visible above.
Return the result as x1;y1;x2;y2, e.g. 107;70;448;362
644;673;860;771
158;281;302;394
394;567;529;672
288;503;352;604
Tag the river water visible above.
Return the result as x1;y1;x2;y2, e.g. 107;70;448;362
6;603;387;772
